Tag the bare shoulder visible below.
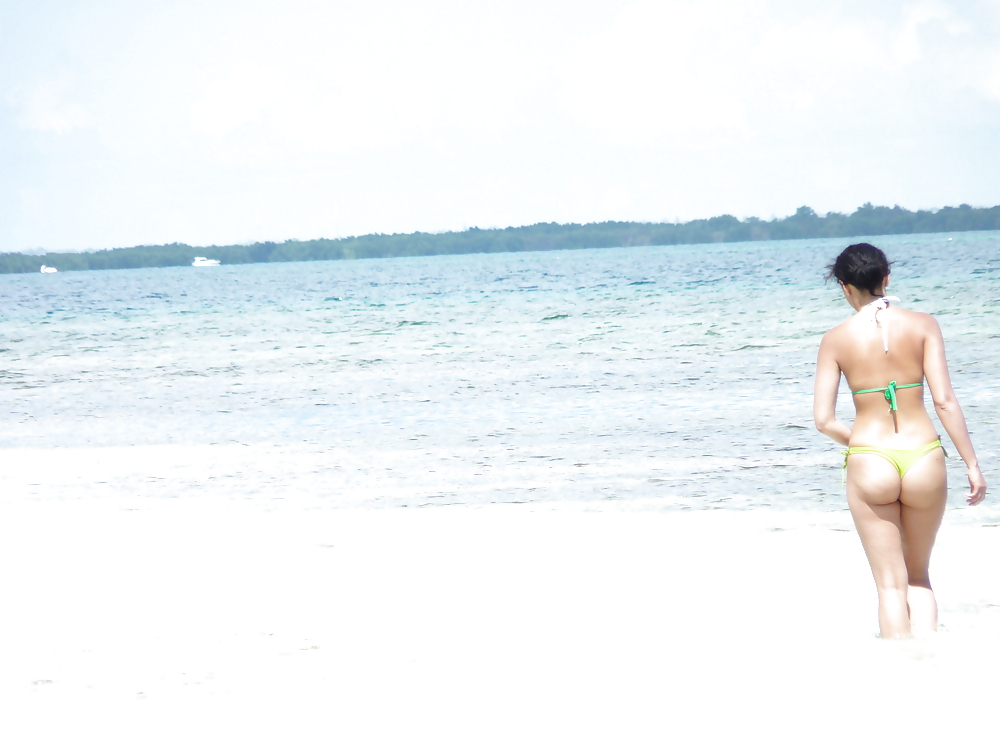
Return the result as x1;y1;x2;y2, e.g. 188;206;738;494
896;307;940;334
820;318;851;346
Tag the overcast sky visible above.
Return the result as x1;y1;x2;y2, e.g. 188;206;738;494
2;0;999;252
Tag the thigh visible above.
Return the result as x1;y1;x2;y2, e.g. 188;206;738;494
845;454;907;586
898;449;947;580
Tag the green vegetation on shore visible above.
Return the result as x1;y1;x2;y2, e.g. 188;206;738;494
3;202;999;274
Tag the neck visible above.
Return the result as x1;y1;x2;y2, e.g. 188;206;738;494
849;289;887;312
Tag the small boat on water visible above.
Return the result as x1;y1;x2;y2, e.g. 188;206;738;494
40;265;58;273
192;257;221;267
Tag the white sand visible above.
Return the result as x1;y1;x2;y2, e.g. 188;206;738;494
2;453;999;748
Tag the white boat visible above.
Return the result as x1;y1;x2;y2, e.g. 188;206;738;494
192;257;221;267
40;265;58;273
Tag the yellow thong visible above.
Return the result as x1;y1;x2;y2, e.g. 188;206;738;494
841;439;946;484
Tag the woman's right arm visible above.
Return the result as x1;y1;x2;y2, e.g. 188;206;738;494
923;316;987;505
813;331;851;446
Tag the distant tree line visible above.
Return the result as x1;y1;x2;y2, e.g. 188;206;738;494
3;202;998;275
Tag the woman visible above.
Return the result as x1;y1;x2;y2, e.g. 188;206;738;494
813;243;987;639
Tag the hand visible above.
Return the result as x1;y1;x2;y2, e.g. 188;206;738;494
966;465;987;506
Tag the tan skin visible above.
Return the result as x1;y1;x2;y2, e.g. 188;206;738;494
814;274;987;639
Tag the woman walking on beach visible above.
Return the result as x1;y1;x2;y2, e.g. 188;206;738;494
813;243;987;639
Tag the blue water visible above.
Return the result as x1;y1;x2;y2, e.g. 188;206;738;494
1;231;997;513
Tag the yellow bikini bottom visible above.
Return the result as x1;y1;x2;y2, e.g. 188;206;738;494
842;439;946;481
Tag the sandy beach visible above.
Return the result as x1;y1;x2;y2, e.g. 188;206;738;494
3;447;999;749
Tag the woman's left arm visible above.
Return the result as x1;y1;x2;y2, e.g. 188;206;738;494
813;331;851;445
923;315;987;505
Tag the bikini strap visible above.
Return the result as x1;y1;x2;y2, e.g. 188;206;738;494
860;296;900;352
938;436;949;459
884;380;900;411
852;381;923;412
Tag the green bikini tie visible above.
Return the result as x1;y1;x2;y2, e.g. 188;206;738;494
852;380;923;412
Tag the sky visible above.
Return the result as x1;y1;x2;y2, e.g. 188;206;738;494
1;0;999;252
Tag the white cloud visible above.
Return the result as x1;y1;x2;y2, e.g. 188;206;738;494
180;3;550;158
554;0;1000;147
891;1;971;65
556;1;911;144
189;61;277;137
984;51;1000;99
558;1;753;143
16;79;91;134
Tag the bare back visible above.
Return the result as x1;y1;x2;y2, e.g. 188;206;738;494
819;304;941;449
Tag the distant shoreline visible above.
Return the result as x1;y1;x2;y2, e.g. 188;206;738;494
3;202;998;275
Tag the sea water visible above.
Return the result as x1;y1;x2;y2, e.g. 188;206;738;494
1;231;997;515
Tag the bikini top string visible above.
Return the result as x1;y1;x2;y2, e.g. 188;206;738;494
860;295;900;352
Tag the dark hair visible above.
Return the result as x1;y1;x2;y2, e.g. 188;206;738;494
826;243;892;295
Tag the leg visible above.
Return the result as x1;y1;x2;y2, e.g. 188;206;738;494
899;449;948;636
845;453;910;639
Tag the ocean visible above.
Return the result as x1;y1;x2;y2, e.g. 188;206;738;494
2;231;997;515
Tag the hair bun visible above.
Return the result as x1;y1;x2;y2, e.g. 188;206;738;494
826;243;891;295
